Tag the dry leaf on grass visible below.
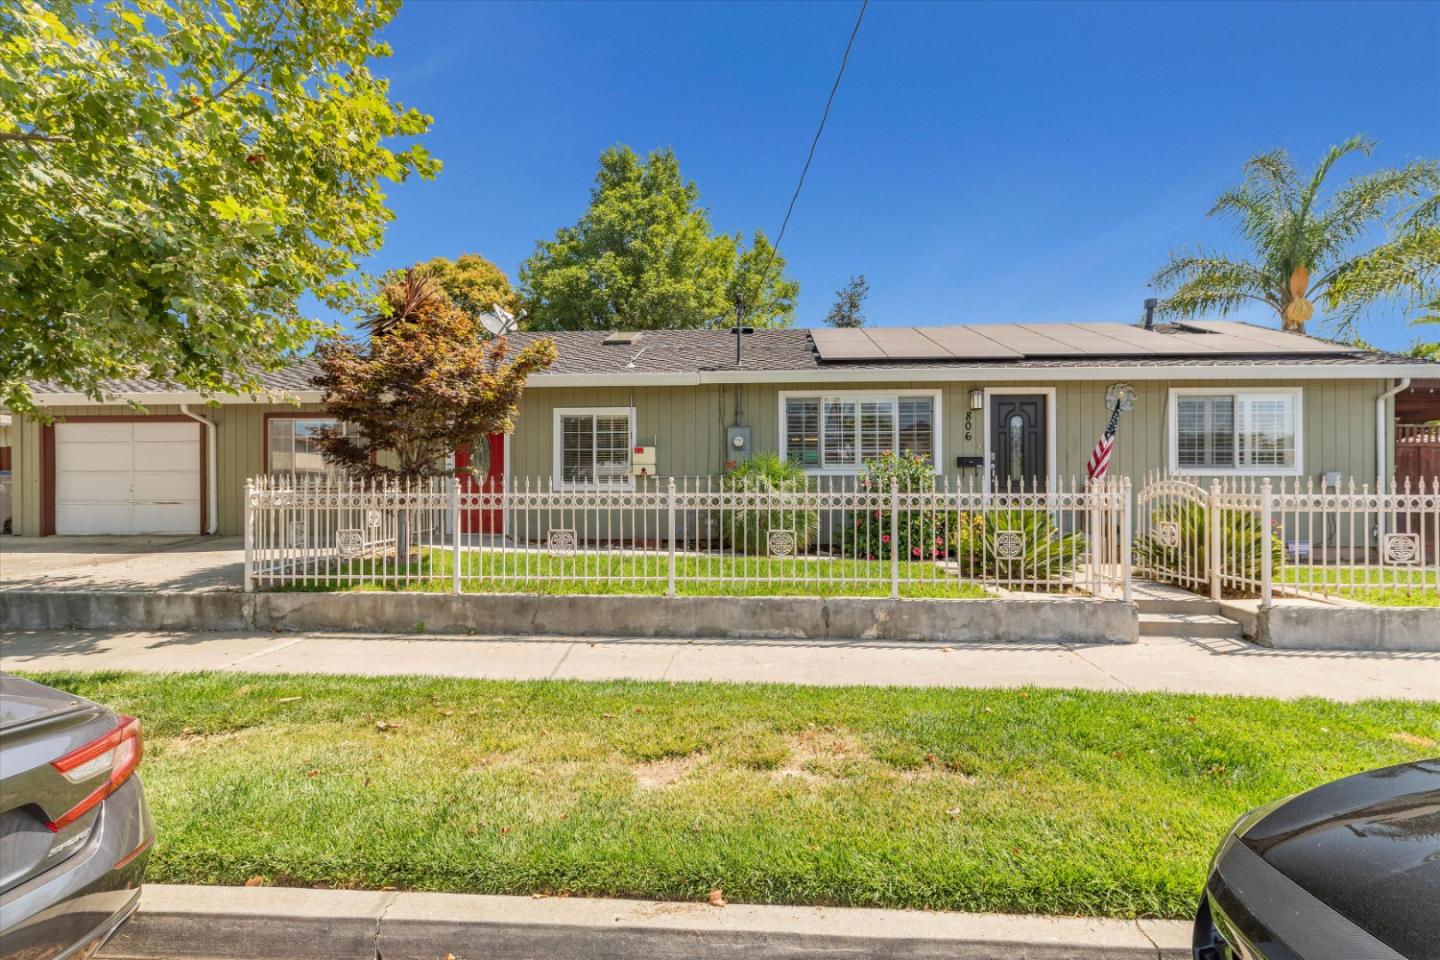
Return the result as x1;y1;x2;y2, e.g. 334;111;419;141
276;696;303;704
244;876;265;887
707;889;726;907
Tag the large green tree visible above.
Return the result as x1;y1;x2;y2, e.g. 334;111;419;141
1151;136;1439;338
384;253;520;321
0;0;438;413
519;146;797;331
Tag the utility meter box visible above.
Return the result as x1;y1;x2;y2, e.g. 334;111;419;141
726;425;751;461
632;446;657;477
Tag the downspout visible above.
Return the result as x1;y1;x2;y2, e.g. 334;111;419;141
1376;377;1410;490
179;404;219;534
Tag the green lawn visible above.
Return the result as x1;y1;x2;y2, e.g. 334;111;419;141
26;671;1439;919
267;548;991;599
1279;567;1440;607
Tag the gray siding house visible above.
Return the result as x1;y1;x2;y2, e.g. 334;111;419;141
7;320;1435;537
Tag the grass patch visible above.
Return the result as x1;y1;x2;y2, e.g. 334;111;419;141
20;671;1439;919
268;548;990;599
1280;567;1440;607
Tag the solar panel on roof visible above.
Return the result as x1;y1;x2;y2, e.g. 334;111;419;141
865;327;958;359
1021;323;1158;355
1070;323;1221;355
973;325;1086;356
810;328;885;359
913;326;1024;359
1177;320;1356;354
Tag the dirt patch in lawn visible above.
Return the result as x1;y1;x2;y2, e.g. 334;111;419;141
1390;731;1438;749
633;754;703;791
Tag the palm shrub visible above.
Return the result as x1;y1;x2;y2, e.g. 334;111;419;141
844;452;956;561
955;509;1085;583
1134;501;1284;590
719;454;818;555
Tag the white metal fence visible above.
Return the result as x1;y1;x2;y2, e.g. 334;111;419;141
1137;472;1440;603
244;474;1132;599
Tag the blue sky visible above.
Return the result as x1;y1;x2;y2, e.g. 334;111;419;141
354;0;1440;350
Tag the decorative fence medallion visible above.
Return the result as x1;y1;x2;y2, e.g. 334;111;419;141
766;529;797;558
548;528;578;557
1157;521;1181;549
336;529;364;559
366;509;383;529
1382;533;1420;565
288;520;307;547
994;530;1025;560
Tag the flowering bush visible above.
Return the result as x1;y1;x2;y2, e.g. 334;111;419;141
843;451;958;560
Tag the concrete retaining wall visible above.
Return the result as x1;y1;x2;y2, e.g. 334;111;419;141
1257;604;1440;652
1;590;1139;645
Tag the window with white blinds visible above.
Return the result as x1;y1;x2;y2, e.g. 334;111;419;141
554;408;634;486
1171;390;1301;474
782;392;939;471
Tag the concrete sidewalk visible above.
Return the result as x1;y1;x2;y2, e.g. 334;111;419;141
101;884;1191;960
5;628;1437;700
0;536;244;592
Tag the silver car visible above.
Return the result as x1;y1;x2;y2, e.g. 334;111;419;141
0;675;155;960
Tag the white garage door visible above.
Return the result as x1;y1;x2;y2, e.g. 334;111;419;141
55;422;201;535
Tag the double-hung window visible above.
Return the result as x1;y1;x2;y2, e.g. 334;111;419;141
267;417;356;477
554;407;634;486
1171;389;1301;474
782;392;938;471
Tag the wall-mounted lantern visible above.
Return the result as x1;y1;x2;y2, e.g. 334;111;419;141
969;389;984;410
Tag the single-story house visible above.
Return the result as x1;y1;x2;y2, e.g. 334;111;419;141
6;320;1437;537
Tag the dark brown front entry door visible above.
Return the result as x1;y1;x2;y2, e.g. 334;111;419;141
990;395;1047;489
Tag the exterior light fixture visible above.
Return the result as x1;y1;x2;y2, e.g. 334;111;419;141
969;389;984;410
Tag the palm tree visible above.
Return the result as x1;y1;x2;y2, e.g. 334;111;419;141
1152;136;1440;337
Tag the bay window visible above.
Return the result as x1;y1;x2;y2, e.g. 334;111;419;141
1171;389;1301;474
782;392;938;471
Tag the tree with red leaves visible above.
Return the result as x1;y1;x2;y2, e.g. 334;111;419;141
312;271;556;480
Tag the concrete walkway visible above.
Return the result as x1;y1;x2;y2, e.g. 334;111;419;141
1;536;244;592
5;628;1437;700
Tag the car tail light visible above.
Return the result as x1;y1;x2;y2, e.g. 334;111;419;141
45;716;144;832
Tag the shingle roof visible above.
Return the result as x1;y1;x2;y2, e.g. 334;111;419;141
23;322;1435;402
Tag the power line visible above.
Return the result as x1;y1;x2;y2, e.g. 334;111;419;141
738;0;868;323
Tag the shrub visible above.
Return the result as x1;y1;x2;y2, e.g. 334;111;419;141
1135;501;1283;590
844;451;956;561
720;454;818;555
955;509;1085;582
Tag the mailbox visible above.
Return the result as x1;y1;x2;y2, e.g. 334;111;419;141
632;446;657;477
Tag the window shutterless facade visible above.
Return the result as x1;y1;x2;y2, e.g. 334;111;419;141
1169;388;1302;475
553;407;635;487
266;416;357;476
779;391;940;472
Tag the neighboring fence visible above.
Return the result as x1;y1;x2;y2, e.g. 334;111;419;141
1136;472;1440;603
244;474;1132;599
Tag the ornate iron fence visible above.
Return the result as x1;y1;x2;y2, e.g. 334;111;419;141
244;474;1132;599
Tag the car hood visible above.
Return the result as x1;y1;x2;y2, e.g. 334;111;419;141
1240;759;1440;960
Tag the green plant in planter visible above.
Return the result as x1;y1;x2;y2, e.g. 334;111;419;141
720;454;819;555
957;509;1085;581
1135;501;1283;589
844;452;957;560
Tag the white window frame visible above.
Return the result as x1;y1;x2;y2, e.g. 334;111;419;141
1168;387;1304;476
778;389;942;475
265;415;357;477
552;406;636;489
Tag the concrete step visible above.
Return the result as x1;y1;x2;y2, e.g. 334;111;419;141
1136;597;1220;615
1139;612;1243;639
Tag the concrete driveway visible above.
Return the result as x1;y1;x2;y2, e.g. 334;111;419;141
0;536;244;592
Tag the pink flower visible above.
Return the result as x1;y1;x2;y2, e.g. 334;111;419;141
935;536;944;545
881;534;890;544
873;510;882;519
911;547;921;557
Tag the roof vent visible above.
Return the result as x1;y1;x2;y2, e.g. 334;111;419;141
603;331;643;346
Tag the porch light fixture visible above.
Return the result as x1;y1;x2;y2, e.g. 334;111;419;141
969;389;984;410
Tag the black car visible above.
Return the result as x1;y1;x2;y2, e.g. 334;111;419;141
1195;759;1440;960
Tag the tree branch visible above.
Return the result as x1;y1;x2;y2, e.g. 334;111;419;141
173;2;289;122
0;130;72;144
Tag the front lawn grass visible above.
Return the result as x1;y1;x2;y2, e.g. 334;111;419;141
268;547;991;599
1279;566;1440;607
24;671;1439;919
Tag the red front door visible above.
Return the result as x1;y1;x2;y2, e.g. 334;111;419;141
456;434;505;534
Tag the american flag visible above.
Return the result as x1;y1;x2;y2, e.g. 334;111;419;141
1086;406;1122;481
